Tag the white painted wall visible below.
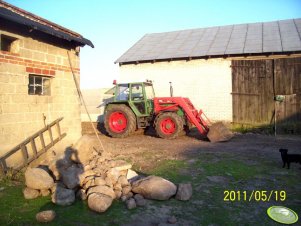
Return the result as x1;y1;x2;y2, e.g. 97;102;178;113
118;58;232;121
81;88;113;122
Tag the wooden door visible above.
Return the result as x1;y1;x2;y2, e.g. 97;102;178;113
231;59;274;125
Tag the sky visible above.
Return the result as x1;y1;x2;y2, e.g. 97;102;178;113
5;0;301;89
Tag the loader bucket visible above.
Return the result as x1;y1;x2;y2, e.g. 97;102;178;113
207;122;233;142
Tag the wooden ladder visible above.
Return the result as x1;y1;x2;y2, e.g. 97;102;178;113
0;117;66;173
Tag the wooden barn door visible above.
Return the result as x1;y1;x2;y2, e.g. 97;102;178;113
231;60;274;125
232;57;301;133
274;58;301;132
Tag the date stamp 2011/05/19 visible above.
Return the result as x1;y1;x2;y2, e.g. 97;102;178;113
223;190;286;202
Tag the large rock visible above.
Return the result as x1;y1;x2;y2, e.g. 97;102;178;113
127;169;139;181
88;193;113;213
36;210;56;223
87;185;116;199
23;187;40;199
51;186;75;206
94;177;106;186
118;175;129;187
60;164;83;189
72;135;100;164
106;168;120;185
25;167;54;190
175;183;192;201
132;176;177;200
134;194;147;207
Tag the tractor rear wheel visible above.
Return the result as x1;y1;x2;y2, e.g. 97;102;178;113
104;104;136;138
154;112;183;139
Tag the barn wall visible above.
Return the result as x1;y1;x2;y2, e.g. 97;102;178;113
118;59;232;121
0;29;82;166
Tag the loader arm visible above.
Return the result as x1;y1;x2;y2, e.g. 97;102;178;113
153;97;210;136
153;97;233;142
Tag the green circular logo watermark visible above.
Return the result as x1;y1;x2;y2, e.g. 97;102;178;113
267;206;298;225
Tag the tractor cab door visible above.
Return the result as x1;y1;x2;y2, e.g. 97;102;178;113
129;83;146;115
144;83;155;115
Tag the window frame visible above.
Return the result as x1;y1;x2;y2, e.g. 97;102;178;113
28;74;51;96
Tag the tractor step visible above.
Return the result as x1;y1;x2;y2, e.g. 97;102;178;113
207;122;233;142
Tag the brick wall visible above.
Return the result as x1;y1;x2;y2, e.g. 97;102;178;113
0;30;82;166
118;59;232;121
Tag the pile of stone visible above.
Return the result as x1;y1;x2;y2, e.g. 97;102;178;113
23;135;192;215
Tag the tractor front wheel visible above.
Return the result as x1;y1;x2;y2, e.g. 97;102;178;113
154;112;183;139
104;105;136;138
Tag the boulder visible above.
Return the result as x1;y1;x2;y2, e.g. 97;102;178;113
72;135;100;164
87;185;116;199
134;194;146;207
94;177;106;186
114;183;122;191
121;195;128;202
48;161;60;180
106;168;120;185
23;187;40;199
114;190;122;199
81;175;95;187
126;198;136;210
118;175;129;187
132;176;177;200
88;193;113;213
126;169;139;181
175;183;192;201
60;164;83;189
122;185;132;196
105;177;113;188
36;210;56;223
25;167;54;190
51;186;75;206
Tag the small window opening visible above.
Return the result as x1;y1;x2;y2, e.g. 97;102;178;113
0;34;18;52
28;75;51;96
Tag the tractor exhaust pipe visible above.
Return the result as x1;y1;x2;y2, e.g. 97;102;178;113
169;82;173;97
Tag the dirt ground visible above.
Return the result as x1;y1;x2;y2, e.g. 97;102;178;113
84;123;301;172
81;123;301;226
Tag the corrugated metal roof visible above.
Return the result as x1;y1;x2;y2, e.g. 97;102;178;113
115;18;301;64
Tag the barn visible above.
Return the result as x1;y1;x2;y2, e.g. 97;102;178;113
0;1;93;168
115;18;301;133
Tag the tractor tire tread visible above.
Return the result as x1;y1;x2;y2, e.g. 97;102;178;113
154;112;184;139
104;104;136;138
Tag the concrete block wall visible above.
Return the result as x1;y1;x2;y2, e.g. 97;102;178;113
0;30;82;166
118;59;232;121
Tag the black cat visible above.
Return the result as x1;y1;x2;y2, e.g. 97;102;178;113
279;148;301;169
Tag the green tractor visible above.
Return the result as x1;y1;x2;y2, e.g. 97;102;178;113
104;81;233;142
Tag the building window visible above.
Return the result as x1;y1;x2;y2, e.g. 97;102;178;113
0;34;18;52
28;75;51;95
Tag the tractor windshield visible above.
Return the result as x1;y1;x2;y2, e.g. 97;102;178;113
116;84;129;101
145;84;155;99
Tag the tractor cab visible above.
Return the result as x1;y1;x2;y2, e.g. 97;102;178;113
106;81;155;117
